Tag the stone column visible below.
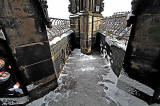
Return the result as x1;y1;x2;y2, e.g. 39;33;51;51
80;12;93;54
69;0;104;54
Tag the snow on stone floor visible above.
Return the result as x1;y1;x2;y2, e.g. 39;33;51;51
105;35;128;51
27;49;151;106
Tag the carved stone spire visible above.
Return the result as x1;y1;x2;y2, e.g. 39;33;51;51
68;0;104;14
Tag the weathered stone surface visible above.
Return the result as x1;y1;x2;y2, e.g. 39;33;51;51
124;13;160;90
68;0;104;14
50;35;72;78
0;0;54;86
69;0;104;54
0;1;73;104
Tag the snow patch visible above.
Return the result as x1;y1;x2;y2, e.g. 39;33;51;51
71;49;98;61
105;36;128;51
27;72;75;106
49;30;73;45
81;67;95;72
97;57;149;106
0;29;6;40
78;55;97;61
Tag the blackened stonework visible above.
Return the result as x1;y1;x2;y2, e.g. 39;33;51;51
124;9;160;90
25;59;54;83
15;42;52;67
124;14;160;90
0;0;56;97
100;0;104;13
97;34;125;77
122;1;160;103
131;0;160;15
110;46;125;76
68;0;79;14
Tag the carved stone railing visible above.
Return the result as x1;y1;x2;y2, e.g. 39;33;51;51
47;18;70;41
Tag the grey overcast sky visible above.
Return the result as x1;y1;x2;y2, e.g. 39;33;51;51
47;0;132;19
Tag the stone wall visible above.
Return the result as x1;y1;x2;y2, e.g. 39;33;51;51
98;33;125;76
27;32;73;101
98;12;130;76
50;34;72;78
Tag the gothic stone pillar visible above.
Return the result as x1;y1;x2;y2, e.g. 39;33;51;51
80;12;93;54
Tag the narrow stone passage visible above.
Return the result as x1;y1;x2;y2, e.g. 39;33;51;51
27;49;149;106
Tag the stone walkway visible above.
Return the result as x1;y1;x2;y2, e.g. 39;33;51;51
27;49;150;106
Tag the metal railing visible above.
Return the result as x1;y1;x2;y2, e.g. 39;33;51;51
47;18;70;41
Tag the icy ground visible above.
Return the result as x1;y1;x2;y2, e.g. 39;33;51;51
27;49;152;106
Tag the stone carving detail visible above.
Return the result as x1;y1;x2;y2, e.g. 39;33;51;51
38;0;52;28
68;0;104;14
68;0;77;14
